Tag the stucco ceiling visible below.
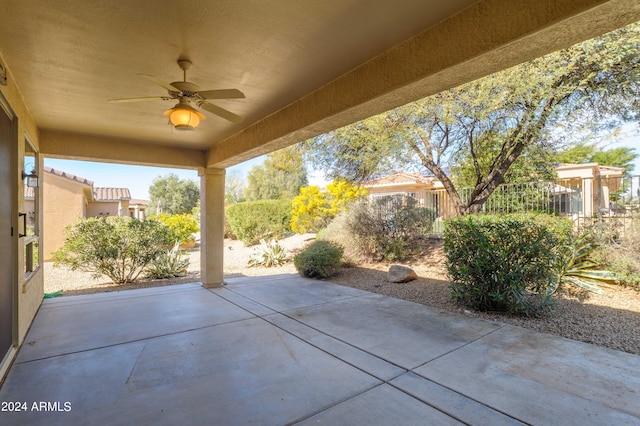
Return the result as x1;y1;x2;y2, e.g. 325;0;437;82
0;0;477;148
1;0;639;169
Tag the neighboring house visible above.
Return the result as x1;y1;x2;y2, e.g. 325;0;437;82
363;171;450;217
362;163;627;220
89;187;132;218
24;166;148;261
128;199;149;220
364;171;444;197
554;163;626;216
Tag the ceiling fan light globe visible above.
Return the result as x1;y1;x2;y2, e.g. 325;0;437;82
170;109;200;129
164;103;205;130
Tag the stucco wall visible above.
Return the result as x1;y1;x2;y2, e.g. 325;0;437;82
86;201;120;218
556;165;598;180
43;175;88;261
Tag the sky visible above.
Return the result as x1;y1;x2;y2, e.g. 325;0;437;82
43;157;260;200
43;131;639;200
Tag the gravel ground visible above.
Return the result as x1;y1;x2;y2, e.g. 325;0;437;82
44;236;640;356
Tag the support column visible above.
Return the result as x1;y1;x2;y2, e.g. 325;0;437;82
199;168;225;288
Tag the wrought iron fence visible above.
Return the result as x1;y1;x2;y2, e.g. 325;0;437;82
371;174;640;236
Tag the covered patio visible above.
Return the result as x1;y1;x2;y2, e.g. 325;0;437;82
3;0;640;420
2;275;639;424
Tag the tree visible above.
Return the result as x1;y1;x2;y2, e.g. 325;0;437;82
225;169;247;204
304;23;640;215
290;180;368;233
591;147;638;173
555;141;638;173
451;141;557;189
148;173;200;215
245;146;308;201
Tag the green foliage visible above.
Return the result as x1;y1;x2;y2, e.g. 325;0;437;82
225;199;292;245
245;146;308;201
554;141;599;164
317;211;359;260
148;173;200;215
294;240;344;279
452;138;558;189
509;212;574;247
345;196;436;261
52;217;174;284
290;180;368;233
152;213;199;243
550;234;617;295
555;141;638;174
145;242;190;279
444;214;560;315
304;23;640;215
381;238;411;262
590;147;638;174
592;213;640;290
609;256;640;290
247;239;290;267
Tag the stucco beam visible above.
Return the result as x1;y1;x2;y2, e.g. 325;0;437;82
207;0;640;168
40;129;206;169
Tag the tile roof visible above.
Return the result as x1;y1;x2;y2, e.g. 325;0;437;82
129;199;149;206
93;187;131;202
363;171;434;187
44;166;93;186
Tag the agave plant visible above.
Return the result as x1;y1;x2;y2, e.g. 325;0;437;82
145;242;190;279
247;239;289;268
550;235;617;295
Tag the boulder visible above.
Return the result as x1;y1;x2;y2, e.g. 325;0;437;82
387;264;418;283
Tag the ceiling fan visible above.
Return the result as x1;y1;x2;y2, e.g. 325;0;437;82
109;59;244;128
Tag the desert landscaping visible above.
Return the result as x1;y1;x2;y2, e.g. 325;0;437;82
44;234;640;357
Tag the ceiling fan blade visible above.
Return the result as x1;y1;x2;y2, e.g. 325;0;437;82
139;74;183;94
197;89;245;100
108;96;172;103
199;101;243;123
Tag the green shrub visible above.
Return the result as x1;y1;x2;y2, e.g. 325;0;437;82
589;213;640;290
145;242;190;279
444;214;562;315
345;196;436;260
247;239;290;267
317;211;361;262
225;199;292;245
52;217;174;284
152;213;199;244
510;212;574;247
550;234;617;295
294;240;344;279
609;256;640;290
381;238;411;262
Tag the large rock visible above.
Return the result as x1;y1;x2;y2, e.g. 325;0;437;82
387;264;418;283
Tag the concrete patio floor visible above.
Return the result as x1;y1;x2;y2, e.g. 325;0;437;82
1;274;639;425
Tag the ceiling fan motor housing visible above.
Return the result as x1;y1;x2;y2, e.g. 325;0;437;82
169;81;200;98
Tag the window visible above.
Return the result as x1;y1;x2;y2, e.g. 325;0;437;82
23;138;40;278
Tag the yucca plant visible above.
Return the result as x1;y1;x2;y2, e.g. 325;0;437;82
550;234;617;295
145;242;190;279
247;239;289;268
